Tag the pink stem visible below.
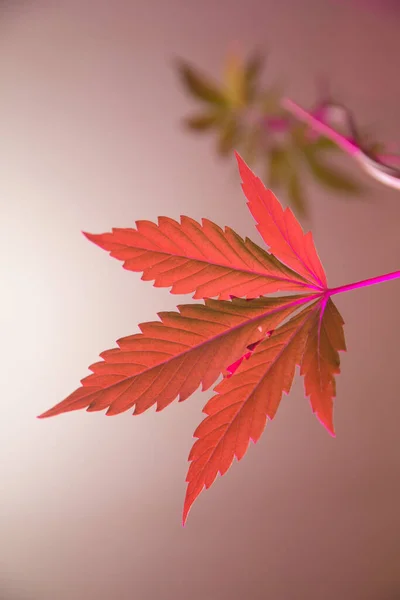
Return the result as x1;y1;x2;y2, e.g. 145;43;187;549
379;154;400;166
328;270;400;296
280;98;400;186
281;97;360;157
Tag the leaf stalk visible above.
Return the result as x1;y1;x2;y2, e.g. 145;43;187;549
328;270;400;296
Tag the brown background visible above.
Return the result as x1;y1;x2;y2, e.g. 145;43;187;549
1;1;399;599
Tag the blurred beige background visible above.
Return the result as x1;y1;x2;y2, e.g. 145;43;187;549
1;1;399;599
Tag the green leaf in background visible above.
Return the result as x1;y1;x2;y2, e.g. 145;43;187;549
287;169;307;217
223;51;247;108
177;49;369;218
241;126;262;165
309;135;340;152
245;52;264;88
259;79;288;121
183;113;220;132
268;146;288;187
267;146;307;217
303;146;362;194
222;49;265;109
217;116;240;157
290;125;361;196
243;52;264;104
176;61;227;106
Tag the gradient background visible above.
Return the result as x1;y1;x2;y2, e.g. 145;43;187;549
1;1;400;599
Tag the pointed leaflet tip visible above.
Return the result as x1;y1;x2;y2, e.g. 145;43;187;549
82;230;107;248
182;501;191;526
317;414;336;438
82;231;94;241
234;150;250;181
37;407;66;419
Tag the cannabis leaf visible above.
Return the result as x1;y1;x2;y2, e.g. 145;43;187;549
38;153;359;524
178;52;267;159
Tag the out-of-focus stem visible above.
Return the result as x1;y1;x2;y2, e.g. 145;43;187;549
281;97;360;156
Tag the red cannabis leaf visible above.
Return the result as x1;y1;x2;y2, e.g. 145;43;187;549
42;152;399;524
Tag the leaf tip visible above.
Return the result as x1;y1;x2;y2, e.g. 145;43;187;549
182;503;190;527
316;413;336;437
234;152;260;191
36;408;54;419
82;231;99;245
234;150;247;173
183;482;203;525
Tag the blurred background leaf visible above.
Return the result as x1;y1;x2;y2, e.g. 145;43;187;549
268;146;288;188
177;50;373;218
303;147;362;194
287;169;307;217
177;61;227;106
183;113;220;131
223;51;247;108
217;116;241;156
244;52;264;103
293;125;363;195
